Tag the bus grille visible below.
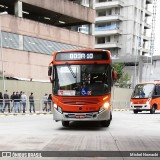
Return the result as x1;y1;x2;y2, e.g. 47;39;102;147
134;106;142;108
61;98;100;105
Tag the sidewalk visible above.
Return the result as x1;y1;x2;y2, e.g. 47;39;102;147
0;111;53;116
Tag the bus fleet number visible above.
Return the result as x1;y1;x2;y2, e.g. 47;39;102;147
70;53;93;60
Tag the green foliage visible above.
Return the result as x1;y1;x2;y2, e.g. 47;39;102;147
113;63;124;80
113;63;131;88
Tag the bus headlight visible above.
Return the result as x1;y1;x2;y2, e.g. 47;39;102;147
54;103;58;109
146;98;151;104
99;102;110;113
57;106;63;113
103;102;110;110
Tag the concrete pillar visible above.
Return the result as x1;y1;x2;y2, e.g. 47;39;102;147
14;1;23;17
88;23;95;36
138;55;144;83
19;35;23;50
89;0;95;9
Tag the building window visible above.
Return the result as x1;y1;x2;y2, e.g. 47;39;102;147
106;9;112;15
97;10;106;17
97;37;105;44
106;36;111;42
98;0;107;2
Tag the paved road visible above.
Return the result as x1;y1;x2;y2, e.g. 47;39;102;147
0;111;160;160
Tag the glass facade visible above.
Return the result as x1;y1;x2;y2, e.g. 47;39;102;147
1;31;81;55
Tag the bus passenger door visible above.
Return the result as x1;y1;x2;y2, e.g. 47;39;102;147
153;85;160;110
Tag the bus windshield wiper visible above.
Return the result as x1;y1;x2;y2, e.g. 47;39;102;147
66;63;76;78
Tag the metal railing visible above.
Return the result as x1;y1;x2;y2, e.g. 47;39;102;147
0;99;53;113
0;99;130;113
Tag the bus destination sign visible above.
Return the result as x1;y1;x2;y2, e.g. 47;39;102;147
56;52;108;61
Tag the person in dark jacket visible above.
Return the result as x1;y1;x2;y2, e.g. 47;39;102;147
29;92;35;113
0;92;3;113
48;94;52;112
10;92;15;112
3;90;10;113
13;92;20;113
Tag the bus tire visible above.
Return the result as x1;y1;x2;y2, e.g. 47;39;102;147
150;106;155;114
133;110;138;114
62;121;69;127
101;120;110;127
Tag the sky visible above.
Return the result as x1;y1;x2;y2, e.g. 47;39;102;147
154;0;160;55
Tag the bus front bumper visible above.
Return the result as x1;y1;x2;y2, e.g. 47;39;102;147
130;104;151;111
53;109;111;121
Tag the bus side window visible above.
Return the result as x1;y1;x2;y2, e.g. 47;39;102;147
155;85;160;96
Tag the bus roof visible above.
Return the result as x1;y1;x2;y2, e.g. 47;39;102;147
136;81;160;85
56;48;110;53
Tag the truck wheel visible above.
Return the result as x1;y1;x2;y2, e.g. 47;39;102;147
101;119;110;127
133;110;138;114
62;121;69;127
150;106;155;114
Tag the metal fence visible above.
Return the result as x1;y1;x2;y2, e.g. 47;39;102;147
0;99;130;113
0;99;53;113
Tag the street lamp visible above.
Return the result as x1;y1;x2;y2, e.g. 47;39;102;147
0;11;8;93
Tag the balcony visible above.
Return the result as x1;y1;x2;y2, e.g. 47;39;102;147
142;48;149;54
145;9;152;17
95;42;122;49
95;24;122;36
143;35;150;41
146;0;153;4
95;29;122;36
95;1;124;9
96;15;123;23
144;22;151;29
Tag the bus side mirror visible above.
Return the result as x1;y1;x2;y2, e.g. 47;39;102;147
112;70;117;81
48;66;54;83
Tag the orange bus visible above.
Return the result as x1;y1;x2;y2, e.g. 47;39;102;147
130;81;160;114
48;49;116;127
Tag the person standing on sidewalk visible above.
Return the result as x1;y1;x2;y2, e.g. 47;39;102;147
0;92;3;113
29;92;35;113
48;94;52;112
43;93;48;112
13;92;20;113
3;90;10;113
21;92;27;113
10;92;15;112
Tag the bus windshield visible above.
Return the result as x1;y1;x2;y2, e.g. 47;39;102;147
132;84;155;98
53;64;111;96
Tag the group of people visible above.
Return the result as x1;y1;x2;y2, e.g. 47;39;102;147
42;93;52;112
0;90;36;113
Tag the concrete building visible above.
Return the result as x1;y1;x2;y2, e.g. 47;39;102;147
81;0;154;87
93;0;152;58
0;0;95;85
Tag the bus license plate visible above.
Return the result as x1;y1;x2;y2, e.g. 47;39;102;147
75;115;86;119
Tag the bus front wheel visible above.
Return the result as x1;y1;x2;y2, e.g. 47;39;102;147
101;120;110;127
133;110;138;114
150;106;156;114
62;121;69;127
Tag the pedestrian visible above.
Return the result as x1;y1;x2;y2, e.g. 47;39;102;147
10;92;15;112
48;94;52;112
43;93;48;111
0;92;3;113
13;92;20;113
3;90;10;113
29;92;35;113
21;92;27;113
19;91;23;112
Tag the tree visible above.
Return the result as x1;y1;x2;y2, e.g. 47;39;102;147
113;63;131;88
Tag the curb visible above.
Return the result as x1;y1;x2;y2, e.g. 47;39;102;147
113;109;129;111
0;112;53;116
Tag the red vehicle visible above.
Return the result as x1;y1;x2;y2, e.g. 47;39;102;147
130;81;160;114
48;49;116;127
